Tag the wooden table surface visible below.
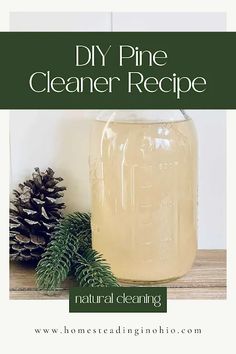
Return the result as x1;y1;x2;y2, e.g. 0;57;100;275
10;249;226;300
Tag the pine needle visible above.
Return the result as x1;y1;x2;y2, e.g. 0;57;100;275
36;212;91;291
36;212;119;291
73;249;120;287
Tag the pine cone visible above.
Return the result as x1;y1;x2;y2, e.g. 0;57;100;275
10;167;66;262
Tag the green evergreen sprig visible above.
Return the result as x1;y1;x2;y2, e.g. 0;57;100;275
36;212;119;290
73;249;119;287
36;212;91;291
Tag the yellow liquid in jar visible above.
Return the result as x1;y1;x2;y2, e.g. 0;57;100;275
90;119;197;282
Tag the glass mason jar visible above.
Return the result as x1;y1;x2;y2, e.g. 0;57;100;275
89;110;197;283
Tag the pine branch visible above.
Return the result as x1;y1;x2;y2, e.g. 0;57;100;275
36;211;119;290
36;212;91;291
73;249;120;287
62;212;92;253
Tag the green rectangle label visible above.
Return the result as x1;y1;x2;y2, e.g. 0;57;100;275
69;287;167;312
0;32;236;109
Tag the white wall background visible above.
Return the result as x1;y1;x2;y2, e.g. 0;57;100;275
10;12;226;249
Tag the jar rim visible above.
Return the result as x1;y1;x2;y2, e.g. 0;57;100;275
96;110;190;123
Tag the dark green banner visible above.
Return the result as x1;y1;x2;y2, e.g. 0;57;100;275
69;287;167;312
0;32;236;109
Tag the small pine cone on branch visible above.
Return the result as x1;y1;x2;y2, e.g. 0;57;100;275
10;167;66;262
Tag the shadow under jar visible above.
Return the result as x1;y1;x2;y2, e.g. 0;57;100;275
89;110;198;284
